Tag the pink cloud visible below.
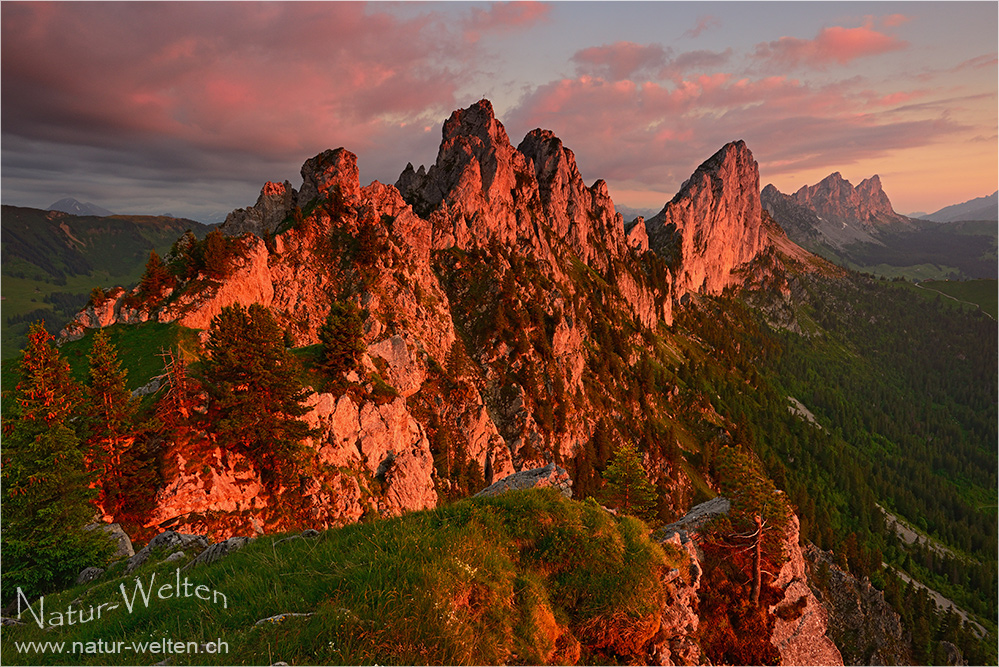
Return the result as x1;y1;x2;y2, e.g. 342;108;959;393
684;15;722;39
572;42;669;80
753;24;908;69
506;71;963;202
879;14;912;28
572;42;732;82
1;2;475;169
465;1;550;29
463;2;550;42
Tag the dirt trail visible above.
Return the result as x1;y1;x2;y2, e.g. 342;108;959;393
914;282;996;321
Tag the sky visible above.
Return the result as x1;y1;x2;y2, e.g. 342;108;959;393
2;1;996;221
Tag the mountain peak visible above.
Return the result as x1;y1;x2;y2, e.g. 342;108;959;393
793;171;905;227
647;139;765;295
47;197;113;217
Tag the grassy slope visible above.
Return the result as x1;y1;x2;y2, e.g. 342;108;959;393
1;489;685;666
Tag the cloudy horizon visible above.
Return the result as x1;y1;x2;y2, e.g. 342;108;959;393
2;1;996;222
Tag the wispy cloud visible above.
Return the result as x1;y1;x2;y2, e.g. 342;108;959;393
684;15;722;39
752;21;908;70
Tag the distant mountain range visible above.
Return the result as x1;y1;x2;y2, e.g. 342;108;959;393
47;197;114;217
763;176;997;281
915;191;998;223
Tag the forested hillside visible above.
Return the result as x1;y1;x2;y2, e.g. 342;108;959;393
0;206;210;358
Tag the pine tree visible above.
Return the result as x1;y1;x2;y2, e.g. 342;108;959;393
84;329;138;513
318;300;365;378
601;442;659;522
202;229;232;278
138;250;175;300
156;346;199;427
1;324;112;597
200;304;315;486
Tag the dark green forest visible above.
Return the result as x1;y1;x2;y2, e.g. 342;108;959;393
674;272;997;665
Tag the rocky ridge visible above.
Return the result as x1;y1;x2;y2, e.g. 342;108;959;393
763;173;910;250
793;172;907;228
58;99;810;548
655;498;843;666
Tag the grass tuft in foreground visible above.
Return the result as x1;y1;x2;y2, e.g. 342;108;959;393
2;489;688;666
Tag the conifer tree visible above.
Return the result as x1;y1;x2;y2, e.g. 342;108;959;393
156;346;199;426
200;304;315;486
319;300;365;378
138;250;175;300
84;329;138;512
601;442;659;522
202;229;232;278
1;324;111;597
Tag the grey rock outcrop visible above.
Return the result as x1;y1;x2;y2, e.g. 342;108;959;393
220;180;297;237
126;531;208;573
474;462;572;498
75;567;105;585
85;522;134;559
184;536;255;570
655;496;731;544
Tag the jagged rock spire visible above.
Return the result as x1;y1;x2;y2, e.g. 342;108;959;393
792;171;906;225
647;140;765;296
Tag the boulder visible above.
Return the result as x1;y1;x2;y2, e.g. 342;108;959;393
184;536;254;570
75;567;105;586
474;462;572;498
85;522;134;559
127;531;208;573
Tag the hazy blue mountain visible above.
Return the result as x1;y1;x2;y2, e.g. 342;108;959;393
918;191;997;222
47;197;114;217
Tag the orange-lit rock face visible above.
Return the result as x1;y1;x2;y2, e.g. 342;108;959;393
61;99;801;544
793;172;907;226
299;147;361;204
647;140;767;296
769;513;845;666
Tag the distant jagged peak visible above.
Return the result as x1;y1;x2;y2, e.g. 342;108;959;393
792;170;906;226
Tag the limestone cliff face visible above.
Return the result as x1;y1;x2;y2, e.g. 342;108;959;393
220;181;297;238
804;545;914;666
516;128;628;271
770;514;845;666
396;99;541;251
654;499;844;667
646;140;767;296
